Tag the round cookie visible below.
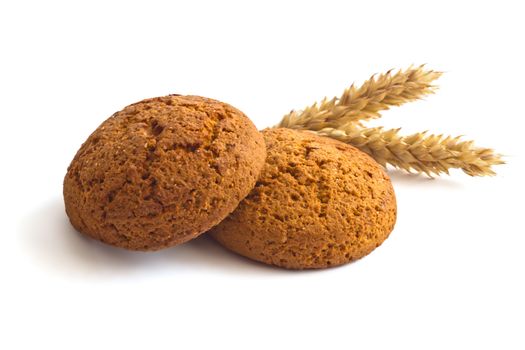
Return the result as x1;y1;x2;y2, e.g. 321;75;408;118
210;128;396;269
63;95;266;251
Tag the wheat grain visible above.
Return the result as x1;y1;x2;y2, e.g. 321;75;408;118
278;65;441;130
312;126;504;177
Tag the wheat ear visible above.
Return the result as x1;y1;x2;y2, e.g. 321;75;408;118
313;126;504;177
278;65;442;130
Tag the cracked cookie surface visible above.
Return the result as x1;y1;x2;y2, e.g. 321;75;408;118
63;95;266;250
210;128;396;269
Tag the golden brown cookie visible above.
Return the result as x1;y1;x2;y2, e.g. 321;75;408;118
63;95;266;251
210;128;396;269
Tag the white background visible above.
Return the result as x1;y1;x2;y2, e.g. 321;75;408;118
1;1;524;349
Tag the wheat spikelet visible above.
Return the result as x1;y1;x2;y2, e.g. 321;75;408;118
313;126;504;177
278;65;442;130
278;65;503;176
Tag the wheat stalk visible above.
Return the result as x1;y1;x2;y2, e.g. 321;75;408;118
313;126;504;177
279;65;442;130
277;65;503;176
